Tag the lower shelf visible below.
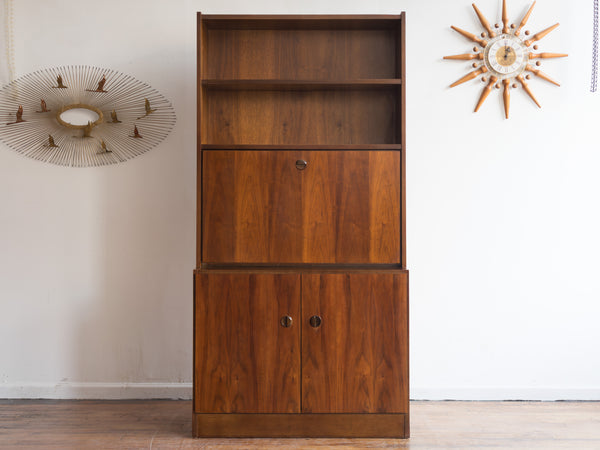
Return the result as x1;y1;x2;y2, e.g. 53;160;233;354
192;413;409;438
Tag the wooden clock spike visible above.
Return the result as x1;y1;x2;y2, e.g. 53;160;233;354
524;23;560;47
516;74;541;107
472;3;496;37
514;1;536;36
450;66;488;88
443;53;484;60
451;25;488;47
475;76;498;111
526;64;560;86
503;79;511;119
529;52;568;59
502;0;510;34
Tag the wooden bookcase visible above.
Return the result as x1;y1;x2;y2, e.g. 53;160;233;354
195;14;408;438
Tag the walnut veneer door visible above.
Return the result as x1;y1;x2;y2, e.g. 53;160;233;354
302;273;408;413
202;150;400;264
194;273;301;413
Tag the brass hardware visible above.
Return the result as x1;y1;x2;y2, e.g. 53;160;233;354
295;160;307;170
309;315;322;328
56;103;104;131
280;315;293;328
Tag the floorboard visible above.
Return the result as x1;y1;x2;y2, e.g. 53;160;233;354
0;400;598;449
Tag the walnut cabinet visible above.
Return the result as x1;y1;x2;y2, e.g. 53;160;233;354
195;14;408;438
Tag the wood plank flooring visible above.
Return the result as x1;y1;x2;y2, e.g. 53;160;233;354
0;400;598;449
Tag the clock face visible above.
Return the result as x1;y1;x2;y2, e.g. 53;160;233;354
485;34;527;77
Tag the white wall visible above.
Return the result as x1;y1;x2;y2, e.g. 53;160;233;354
0;0;598;400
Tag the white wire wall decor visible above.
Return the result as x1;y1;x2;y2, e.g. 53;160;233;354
0;65;176;167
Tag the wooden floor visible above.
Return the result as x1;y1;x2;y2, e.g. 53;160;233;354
0;400;598;449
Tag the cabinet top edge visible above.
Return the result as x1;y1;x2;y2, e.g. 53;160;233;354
197;14;404;29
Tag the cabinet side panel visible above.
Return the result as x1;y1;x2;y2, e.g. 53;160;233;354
302;273;408;413
194;273;301;413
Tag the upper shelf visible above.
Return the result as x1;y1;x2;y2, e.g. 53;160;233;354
201;79;402;90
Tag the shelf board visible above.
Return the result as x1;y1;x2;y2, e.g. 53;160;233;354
202;79;401;90
200;144;402;150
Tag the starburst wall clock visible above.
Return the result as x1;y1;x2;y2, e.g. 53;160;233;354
444;0;567;118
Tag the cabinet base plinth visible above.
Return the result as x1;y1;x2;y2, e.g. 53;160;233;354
192;413;409;438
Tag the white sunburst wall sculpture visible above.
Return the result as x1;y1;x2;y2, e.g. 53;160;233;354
444;0;568;119
0;65;176;167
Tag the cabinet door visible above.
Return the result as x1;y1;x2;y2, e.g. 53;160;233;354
202;150;400;264
302;151;400;263
202;150;303;263
194;273;301;413
302;273;408;413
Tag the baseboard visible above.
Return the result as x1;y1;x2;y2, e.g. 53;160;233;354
0;382;193;400
411;387;600;401
3;383;598;401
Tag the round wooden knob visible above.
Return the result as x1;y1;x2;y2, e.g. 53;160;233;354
533;45;539;50
495;23;500;28
482;77;487;82
536;61;541;66
472;63;478;68
481;32;486;38
496;83;501;89
525;30;531;35
473;46;479;52
512;83;518;89
526;74;532;80
511;24;516;29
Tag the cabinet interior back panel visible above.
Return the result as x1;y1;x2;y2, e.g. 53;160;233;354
204;29;398;79
202;89;398;145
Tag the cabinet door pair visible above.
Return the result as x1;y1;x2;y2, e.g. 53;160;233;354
202;150;401;264
194;272;408;414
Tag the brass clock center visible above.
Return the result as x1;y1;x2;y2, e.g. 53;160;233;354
495;46;517;66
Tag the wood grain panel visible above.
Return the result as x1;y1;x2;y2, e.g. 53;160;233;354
202;90;397;145
202;151;303;263
369;151;401;262
302;273;408;413
204;29;397;79
202;151;400;264
194;273;301;413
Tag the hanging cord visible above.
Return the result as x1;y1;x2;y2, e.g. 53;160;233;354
592;0;599;92
3;0;16;83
